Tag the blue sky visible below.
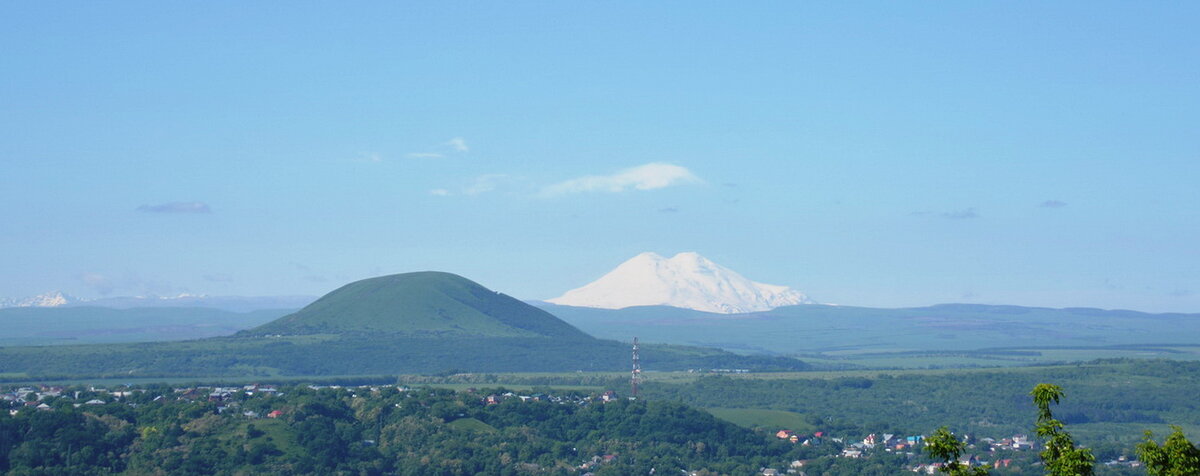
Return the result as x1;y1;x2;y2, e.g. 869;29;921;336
2;2;1197;312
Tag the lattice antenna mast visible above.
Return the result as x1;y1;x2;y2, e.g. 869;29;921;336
631;337;642;398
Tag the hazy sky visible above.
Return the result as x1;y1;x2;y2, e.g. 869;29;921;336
2;2;1197;312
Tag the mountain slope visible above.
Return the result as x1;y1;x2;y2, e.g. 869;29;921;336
252;272;590;338
548;252;812;313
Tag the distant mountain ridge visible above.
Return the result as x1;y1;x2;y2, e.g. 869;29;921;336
82;294;316;313
548;252;813;314
0;306;290;346
0;291;314;313
0;291;81;308
537;301;1200;363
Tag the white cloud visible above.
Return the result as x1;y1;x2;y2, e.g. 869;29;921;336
446;137;469;153
408;137;469;159
464;174;509;196
541;163;701;197
429;188;451;196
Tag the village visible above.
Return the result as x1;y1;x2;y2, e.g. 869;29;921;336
2;383;1145;475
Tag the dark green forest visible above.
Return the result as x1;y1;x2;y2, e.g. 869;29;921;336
0;385;832;475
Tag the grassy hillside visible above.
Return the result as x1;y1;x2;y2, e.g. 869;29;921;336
0;306;290;346
254;272;589;338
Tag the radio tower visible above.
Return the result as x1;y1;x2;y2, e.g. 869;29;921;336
631;337;642;398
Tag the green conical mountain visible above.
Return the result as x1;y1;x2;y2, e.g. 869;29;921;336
251;272;590;339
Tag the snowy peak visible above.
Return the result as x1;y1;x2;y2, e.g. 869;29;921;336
547;252;813;314
0;291;80;308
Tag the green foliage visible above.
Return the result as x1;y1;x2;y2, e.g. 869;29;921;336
1031;383;1095;476
924;426;990;475
0;385;827;475
1137;426;1200;476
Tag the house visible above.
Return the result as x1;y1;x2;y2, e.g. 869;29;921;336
267;410;284;418
485;394;502;405
841;448;862;458
762;468;780;476
776;430;795;439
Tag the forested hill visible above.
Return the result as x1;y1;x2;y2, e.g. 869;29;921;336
251;272;590;339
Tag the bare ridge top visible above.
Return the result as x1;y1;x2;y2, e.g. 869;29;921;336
547;252;814;314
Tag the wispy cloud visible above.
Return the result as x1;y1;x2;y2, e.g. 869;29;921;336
941;208;979;220
408;137;469;159
541;163;701;197
137;202;212;214
464;174;510;196
1040;200;1068;208
446;137;469;153
429;174;519;197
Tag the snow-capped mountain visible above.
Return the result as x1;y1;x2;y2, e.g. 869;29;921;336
0;291;80;308
547;252;813;314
